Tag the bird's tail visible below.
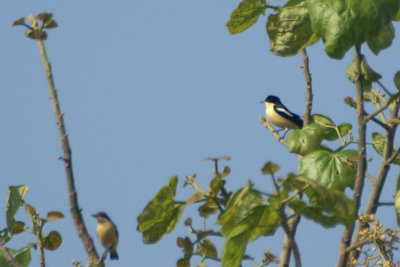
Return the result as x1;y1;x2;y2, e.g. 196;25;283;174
110;249;119;260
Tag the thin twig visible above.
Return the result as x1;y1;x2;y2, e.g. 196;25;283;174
36;39;102;266
376;202;394;207
376;81;393;97
365;93;400;122
0;243;23;267
260;116;286;145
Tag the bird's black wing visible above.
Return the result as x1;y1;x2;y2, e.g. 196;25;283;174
274;103;304;128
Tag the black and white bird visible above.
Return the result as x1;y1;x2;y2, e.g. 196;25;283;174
263;95;303;132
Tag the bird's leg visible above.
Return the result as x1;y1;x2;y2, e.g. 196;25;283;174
282;129;289;138
100;247;111;262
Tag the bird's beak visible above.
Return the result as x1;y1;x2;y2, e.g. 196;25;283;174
260;101;265;104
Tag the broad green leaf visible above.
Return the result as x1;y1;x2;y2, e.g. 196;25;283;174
267;0;319;56
289;176;355;229
219;185;280;266
299;150;357;191
312;114;352;141
395;173;400;226
286;123;324;156
43;231;62;250
6;185;29;228
14;247;31;267
137;176;186;243
346;55;382;92
261;161;280;175
307;0;400;58
367;23;395;55
222;228;248;267
372;132;400;165
227;0;269;34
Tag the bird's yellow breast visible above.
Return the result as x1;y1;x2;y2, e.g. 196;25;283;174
97;221;118;248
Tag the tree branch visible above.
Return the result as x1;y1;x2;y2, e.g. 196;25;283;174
336;45;367;267
36;39;102;266
349;79;400;262
0;243;23;267
302;49;313;125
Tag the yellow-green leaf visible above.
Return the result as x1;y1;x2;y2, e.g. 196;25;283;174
46;211;64;221
6;185;29;228
261;161;280;175
137;176;186;243
13;17;25;26
227;0;269;34
43;231;62;250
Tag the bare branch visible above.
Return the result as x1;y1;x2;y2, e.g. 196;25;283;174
336;45;367;267
36;39;102;266
301;49;313;125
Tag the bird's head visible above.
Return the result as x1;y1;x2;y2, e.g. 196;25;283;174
264;95;281;104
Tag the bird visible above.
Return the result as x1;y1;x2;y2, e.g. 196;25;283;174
92;212;119;260
263;95;303;133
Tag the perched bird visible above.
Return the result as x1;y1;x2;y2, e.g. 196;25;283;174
263;95;303;132
92;212;119;260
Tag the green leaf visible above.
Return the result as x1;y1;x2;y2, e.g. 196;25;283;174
25;204;38;219
267;0;319;56
307;0;400;58
395;71;400;91
37;13;53;23
10;222;25;235
209;176;223;195
45;211;64;221
367;23;395;55
299;150;357;191
261;161;280;175
372;132;400;165
219;185;280;267
6;185;29;228
289;176;356;229
312;114;352;141
12;17;25;26
44;20;58;29
221;228;248;267
137;176;186;243
0;244;35;267
14;246;32;267
198;198;218;218
346;55;382;92
197;239;217;258
227;0;269;34
286;123;324;156
43;231;62;250
395;173;400;226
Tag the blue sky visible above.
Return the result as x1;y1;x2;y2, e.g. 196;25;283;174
1;1;400;266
